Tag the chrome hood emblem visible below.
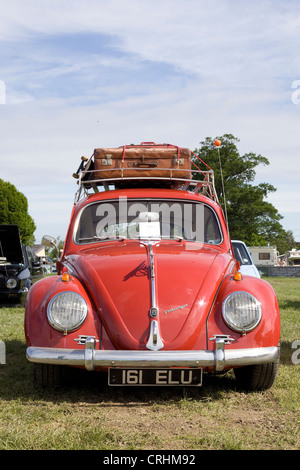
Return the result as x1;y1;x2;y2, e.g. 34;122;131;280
146;320;164;351
164;304;188;315
144;241;164;350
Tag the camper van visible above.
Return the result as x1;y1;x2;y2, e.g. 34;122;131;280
286;249;300;266
248;246;278;267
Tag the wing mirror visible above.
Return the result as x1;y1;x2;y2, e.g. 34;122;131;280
42;235;61;261
42;235;57;248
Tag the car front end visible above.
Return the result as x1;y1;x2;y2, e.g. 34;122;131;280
25;186;280;390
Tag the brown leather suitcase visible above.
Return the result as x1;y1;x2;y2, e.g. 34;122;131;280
92;143;192;180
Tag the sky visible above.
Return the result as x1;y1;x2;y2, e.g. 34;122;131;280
1;0;300;245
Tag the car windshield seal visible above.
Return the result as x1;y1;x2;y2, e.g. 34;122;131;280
74;198;223;246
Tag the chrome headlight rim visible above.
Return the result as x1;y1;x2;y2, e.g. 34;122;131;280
222;291;262;333
6;278;18;289
47;291;88;333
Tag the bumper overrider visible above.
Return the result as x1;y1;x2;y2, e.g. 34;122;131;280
26;337;279;373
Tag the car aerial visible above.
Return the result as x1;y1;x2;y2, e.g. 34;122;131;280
25;142;280;391
0;224;45;303
231;240;261;278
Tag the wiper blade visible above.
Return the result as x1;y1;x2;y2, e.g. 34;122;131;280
160;235;183;241
79;235;126;241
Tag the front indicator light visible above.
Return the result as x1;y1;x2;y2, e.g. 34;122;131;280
233;271;243;281
47;292;88;333
62;272;71;282
222;291;262;333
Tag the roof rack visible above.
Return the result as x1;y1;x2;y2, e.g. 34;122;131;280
73;143;219;204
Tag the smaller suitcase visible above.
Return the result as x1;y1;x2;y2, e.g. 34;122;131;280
92;143;192;180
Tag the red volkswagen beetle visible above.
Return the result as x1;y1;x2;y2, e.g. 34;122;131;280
25;143;280;390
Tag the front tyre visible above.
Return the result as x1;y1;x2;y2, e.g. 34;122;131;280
234;345;280;391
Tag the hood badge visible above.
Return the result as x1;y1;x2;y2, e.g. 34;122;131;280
164;304;188;315
150;307;158;318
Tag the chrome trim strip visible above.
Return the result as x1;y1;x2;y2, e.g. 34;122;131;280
148;242;159;319
146;320;164;351
26;344;279;372
84;337;96;371
143;241;164;350
149;243;157;311
73;334;99;345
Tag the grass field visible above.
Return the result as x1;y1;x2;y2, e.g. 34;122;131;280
0;277;299;450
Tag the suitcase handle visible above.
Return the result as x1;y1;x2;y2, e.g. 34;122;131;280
127;160;159;168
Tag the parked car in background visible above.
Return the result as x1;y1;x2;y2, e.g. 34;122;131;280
25;142;280;392
0;224;46;303
231;240;261;278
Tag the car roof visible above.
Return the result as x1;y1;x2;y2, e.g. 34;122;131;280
75;187;221;211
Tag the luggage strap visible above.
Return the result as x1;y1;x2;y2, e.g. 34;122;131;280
121;142;182;166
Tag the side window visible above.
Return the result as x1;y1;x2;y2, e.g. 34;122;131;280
204;207;222;244
233;243;252;265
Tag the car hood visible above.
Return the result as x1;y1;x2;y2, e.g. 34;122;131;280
0;225;24;265
66;240;233;350
0;225;26;276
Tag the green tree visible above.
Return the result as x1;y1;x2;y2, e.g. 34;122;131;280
193;134;293;253
0;179;36;245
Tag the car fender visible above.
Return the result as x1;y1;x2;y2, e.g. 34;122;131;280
24;274;101;348
207;274;280;349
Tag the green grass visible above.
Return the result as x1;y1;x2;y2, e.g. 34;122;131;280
0;277;299;450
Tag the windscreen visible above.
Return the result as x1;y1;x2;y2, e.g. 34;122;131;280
74;198;222;245
232;242;252;265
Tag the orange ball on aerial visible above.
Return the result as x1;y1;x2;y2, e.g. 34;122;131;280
214;139;221;147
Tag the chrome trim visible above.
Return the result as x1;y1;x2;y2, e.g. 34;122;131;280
148;242;159;318
222;291;262;333
84;337;96;371
73;335;99;345
209;334;235;345
47;292;88;333
142;241;165;350
6;278;17;289
146;320;164;351
26;343;279;373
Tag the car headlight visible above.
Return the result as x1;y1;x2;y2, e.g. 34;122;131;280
47;292;88;333
222;291;262;333
6;278;17;289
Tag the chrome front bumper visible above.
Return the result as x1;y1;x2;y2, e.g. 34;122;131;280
26;337;279;373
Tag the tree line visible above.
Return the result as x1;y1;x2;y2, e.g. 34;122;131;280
0;179;36;245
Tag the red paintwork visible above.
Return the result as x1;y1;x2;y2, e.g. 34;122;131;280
25;187;280;364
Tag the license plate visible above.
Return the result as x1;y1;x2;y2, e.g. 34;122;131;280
108;368;202;386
